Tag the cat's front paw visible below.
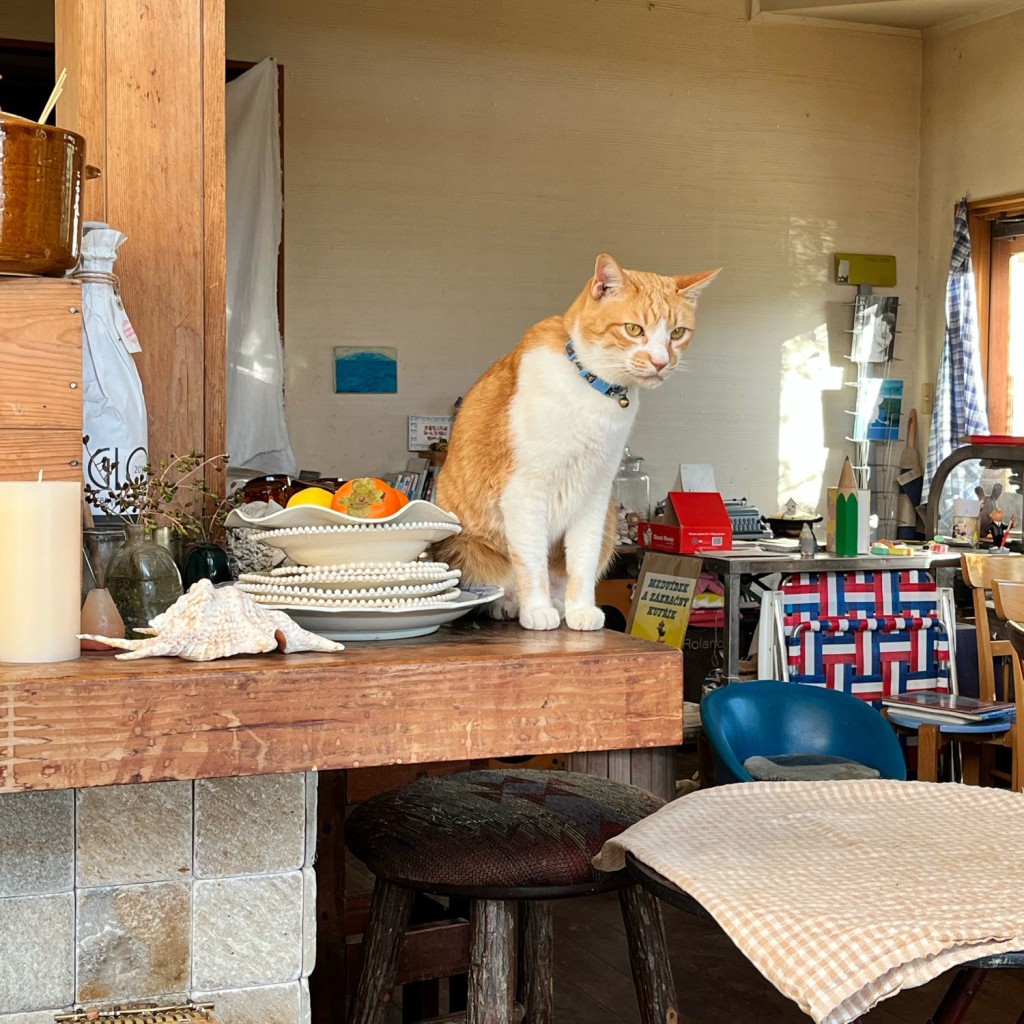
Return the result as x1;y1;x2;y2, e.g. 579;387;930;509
565;604;605;631
519;603;562;631
489;591;520;620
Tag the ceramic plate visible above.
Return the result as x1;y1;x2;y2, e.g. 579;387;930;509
255;522;461;566
225;499;459;531
236;577;460;598
238;582;462;606
240;561;462;590
275;585;504;641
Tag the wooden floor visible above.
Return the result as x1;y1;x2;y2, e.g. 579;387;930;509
553;891;1024;1023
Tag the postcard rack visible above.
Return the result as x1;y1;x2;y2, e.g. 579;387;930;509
843;284;903;538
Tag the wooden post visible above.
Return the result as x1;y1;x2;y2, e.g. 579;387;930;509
619;884;679;1024
468;900;515;1024
53;0;106;222
54;0;226;474
349;879;416;1024
517;902;554;1024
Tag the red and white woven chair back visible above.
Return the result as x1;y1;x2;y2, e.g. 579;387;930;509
760;571;956;702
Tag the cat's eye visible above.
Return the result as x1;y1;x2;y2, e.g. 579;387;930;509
670;327;691;341
624;323;644;338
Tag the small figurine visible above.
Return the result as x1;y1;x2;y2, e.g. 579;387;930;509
986;507;1016;548
975;483;1004;538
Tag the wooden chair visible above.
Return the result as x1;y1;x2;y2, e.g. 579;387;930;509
959;554;1024;789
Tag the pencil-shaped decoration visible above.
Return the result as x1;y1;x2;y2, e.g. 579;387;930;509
835;458;859;557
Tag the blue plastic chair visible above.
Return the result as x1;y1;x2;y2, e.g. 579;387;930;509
702;680;907;784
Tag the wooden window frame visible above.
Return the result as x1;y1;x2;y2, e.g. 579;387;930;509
967;193;1024;434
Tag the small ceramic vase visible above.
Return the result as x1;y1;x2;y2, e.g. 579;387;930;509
80;588;126;649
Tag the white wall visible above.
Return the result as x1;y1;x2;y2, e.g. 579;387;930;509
917;9;1024;409
226;0;922;516
0;1;925;515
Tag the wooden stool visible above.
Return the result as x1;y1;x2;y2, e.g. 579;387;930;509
345;768;677;1024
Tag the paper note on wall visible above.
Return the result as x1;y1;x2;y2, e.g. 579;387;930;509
675;464;717;492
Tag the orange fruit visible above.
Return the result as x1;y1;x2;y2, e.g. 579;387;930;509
331;477;409;518
286;486;334;509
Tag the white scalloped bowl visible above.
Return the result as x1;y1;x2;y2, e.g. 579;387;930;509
254;521;461;566
224;499;459;532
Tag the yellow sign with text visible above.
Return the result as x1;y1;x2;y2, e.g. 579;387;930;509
834;253;897;287
626;553;702;650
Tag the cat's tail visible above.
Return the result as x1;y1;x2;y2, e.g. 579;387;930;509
432;532;512;590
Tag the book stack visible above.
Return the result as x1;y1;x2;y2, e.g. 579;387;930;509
386;457;439;502
881;689;1015;724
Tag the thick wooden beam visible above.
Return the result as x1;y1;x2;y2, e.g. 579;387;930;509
203;0;228;474
54;0;107;222
54;0;226;471
0;622;683;793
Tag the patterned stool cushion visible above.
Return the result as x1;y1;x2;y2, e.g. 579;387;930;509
345;769;664;895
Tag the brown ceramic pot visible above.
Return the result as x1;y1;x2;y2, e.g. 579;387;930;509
0;112;98;276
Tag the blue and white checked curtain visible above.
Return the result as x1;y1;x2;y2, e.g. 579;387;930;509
922;198;989;504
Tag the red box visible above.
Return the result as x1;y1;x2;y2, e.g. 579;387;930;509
639;492;732;554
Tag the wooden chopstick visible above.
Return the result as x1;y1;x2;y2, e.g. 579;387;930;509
38;67;67;125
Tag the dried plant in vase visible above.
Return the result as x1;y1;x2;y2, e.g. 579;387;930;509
83;443;234;635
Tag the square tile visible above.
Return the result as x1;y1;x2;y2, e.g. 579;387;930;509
0;791;73;897
0;1010;74;1024
0;893;74;1012
195;775;304;878
77;882;191;1002
76;782;192;887
193;874;303;990
301;867;316;979
190;982;301;1024
304;774;318;867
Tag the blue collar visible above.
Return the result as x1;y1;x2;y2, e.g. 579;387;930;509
564;340;630;408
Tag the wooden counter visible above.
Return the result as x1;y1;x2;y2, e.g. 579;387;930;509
0;620;683;793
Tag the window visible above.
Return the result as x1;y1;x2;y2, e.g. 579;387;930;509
968;194;1024;434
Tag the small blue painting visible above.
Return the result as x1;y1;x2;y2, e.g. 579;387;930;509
333;346;398;394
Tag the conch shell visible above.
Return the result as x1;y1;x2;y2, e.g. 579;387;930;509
79;579;344;660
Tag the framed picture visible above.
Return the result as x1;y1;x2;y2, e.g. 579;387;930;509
333;346;398;393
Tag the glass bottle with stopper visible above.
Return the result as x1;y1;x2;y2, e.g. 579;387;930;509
613;447;650;546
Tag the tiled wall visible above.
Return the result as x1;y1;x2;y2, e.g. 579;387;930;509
0;774;317;1024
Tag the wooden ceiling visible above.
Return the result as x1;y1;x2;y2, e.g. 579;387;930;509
752;0;1024;32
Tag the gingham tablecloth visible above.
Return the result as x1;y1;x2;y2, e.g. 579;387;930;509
593;780;1024;1024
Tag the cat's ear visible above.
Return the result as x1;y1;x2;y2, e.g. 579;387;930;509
675;268;722;299
591;253;625;299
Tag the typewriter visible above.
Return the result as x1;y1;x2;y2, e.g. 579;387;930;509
723;498;772;541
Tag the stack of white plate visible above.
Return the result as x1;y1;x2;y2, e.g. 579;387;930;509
224;501;502;640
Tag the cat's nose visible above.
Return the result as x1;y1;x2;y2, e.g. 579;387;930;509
650;355;668;371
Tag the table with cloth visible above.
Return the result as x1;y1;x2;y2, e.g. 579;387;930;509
593;780;1024;1024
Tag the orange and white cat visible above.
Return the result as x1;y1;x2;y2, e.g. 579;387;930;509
434;253;719;631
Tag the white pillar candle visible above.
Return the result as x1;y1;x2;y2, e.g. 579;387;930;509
0;479;82;663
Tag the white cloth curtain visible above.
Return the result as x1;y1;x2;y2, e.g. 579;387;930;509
226;58;297;475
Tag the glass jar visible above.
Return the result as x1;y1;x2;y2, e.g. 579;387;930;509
612;447;650;546
82;523;127;598
106;524;184;637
